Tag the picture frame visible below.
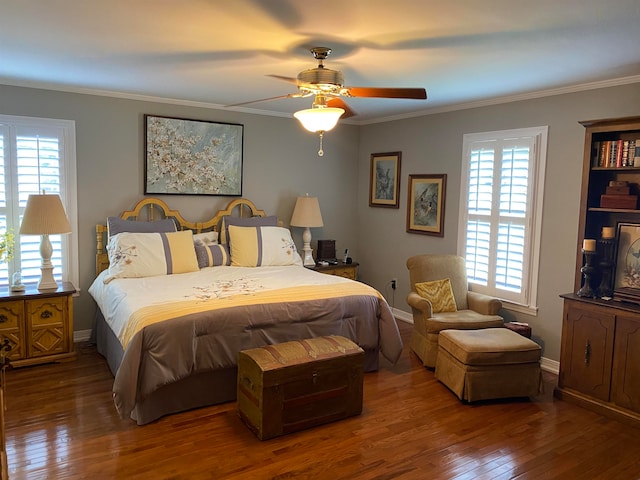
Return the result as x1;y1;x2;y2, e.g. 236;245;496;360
144;114;243;196
613;222;640;303
406;174;447;236
369;152;401;208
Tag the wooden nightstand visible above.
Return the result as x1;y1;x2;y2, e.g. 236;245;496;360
308;262;359;280
0;282;76;367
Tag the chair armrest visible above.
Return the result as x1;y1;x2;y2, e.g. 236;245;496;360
407;291;433;318
467;291;502;315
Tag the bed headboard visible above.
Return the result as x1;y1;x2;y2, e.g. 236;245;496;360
96;197;269;275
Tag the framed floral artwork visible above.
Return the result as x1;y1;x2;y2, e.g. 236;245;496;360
613;222;640;304
144;115;243;195
406;174;447;236
369;152;401;208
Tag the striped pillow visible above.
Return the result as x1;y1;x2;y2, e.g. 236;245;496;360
104;230;199;283
414;278;457;313
195;243;230;268
228;225;302;267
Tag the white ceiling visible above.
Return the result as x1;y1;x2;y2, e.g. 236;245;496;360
2;0;640;123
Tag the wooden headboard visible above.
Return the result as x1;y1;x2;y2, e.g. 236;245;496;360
96;197;268;275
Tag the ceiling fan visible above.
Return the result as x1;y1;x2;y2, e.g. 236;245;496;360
229;47;427;155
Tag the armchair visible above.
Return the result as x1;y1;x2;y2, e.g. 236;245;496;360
406;254;504;368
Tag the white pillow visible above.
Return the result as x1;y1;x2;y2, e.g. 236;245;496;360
193;231;218;246
228;225;303;267
104;230;199;283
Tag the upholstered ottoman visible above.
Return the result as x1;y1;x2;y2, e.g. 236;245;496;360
435;328;542;402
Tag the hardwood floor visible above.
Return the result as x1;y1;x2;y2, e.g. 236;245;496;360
4;321;640;479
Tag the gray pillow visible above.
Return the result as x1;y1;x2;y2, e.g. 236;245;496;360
107;216;177;238
223;215;278;244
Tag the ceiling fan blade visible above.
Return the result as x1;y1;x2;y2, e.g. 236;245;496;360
327;97;357;119
267;74;299;85
226;92;304;108
344;86;427;100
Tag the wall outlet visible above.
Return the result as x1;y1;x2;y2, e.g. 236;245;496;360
391;278;397;290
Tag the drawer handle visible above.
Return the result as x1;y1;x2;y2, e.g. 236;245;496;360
0;315;7;323
584;340;591;366
40;310;53;319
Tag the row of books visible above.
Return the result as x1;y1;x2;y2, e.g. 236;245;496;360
593;139;640;168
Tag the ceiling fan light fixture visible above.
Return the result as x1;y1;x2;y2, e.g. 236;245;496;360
294;107;345;133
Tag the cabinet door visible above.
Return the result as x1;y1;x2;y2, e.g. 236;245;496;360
26;297;68;358
0;301;25;360
611;314;640;412
559;300;615;401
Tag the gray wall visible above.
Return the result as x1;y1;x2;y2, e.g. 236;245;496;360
2;81;640;362
358;82;640;361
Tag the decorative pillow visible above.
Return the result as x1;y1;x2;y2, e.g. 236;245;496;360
107;216;177;238
228;225;302;267
222;215;278;244
104;230;199;283
193;231;218;246
195;243;230;268
414;278;458;313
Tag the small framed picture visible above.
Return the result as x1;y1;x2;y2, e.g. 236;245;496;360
614;222;640;303
369;152;401;208
406;174;447;236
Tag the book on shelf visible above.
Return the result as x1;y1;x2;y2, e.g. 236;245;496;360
594;139;640;168
635;139;640;167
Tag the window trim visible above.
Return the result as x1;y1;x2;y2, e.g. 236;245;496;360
457;126;548;315
0;114;79;290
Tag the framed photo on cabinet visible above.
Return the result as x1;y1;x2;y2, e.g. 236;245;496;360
406;174;446;236
613;222;640;304
144;114;243;196
369;152;401;208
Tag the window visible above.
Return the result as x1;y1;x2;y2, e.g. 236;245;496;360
457;126;547;313
0;114;78;289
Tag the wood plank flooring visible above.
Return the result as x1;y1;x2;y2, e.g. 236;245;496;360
4;321;640;479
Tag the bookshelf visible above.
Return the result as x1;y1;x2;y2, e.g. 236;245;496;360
556;116;640;427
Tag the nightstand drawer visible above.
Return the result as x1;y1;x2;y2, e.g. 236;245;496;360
27;296;68;358
309;262;359;281
0;300;25;360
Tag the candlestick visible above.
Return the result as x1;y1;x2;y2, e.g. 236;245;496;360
597;237;615;298
577;249;597;298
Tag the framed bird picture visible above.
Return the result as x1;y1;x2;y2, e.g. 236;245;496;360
614;222;640;304
406;174;446;236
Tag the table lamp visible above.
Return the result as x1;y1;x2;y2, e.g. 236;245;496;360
290;194;324;267
19;192;72;290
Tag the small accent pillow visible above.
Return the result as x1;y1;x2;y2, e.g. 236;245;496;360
415;278;458;313
195;243;230;268
228;225;302;267
193;231;218;246
104;230;199;283
222;215;278;244
107;216;177;238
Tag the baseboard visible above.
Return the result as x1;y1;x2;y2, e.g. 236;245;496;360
391;307;560;375
74;329;92;343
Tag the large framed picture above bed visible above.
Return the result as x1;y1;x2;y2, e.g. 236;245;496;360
144;115;243;196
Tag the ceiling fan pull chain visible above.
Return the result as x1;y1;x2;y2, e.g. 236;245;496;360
318;132;324;157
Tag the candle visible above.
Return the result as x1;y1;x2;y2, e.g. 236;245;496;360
583;239;596;252
602;226;615;239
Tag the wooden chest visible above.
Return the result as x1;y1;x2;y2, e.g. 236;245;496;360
237;336;364;440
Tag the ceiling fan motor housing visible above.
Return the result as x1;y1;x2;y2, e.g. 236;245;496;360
297;67;344;94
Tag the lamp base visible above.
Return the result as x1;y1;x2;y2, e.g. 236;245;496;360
301;247;315;267
38;265;59;291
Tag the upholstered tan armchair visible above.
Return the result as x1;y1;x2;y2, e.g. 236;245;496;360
406;254;504;368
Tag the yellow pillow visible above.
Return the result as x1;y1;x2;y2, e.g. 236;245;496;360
415;278;457;313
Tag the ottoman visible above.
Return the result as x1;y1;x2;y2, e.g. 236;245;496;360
435;328;542;402
237;336;364;440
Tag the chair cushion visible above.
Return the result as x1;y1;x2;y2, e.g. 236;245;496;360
425;310;504;334
438;328;541;366
415;278;457;313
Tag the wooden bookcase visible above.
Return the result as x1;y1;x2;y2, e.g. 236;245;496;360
556;116;640;426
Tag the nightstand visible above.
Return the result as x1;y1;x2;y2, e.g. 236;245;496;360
308;262;359;280
0;282;76;367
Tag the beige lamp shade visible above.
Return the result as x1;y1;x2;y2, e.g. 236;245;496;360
290;195;324;227
19;193;72;235
294;107;345;133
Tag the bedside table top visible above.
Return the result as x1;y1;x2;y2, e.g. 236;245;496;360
307;261;359;272
0;281;76;300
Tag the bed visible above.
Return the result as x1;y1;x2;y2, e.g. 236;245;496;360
89;197;403;425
